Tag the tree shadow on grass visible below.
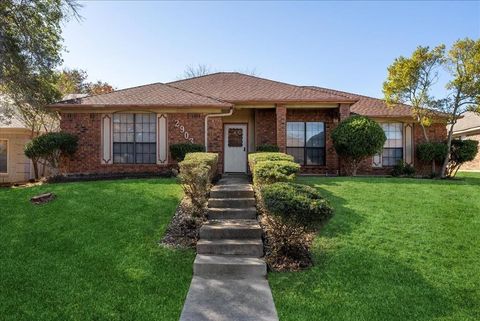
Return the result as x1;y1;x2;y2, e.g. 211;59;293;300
298;179;365;240
270;247;457;321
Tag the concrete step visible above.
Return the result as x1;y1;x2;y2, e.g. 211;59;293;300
193;254;267;278
208;207;257;220
197;239;264;257
210;185;254;199
200;220;262;240
208;198;256;208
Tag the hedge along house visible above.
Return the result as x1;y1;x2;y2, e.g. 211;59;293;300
49;72;447;176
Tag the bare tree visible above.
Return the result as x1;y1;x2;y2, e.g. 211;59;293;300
183;64;213;78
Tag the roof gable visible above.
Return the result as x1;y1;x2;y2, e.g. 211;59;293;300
168;72;355;104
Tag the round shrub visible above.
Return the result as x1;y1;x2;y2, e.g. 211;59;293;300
256;144;280;152
446;139;479;177
24;132;78;178
416;142;448;163
261;182;333;230
331;115;386;176
253;160;300;186
170;143;205;161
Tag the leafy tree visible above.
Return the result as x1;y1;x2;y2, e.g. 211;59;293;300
24;132;78;178
56;68;89;95
0;0;81;136
446;139;479;178
383;45;445;142
86;81;114;95
384;38;480;178
439;39;480;178
56;68;114;96
331;115;386;176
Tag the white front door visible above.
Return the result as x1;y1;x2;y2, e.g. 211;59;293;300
224;124;247;173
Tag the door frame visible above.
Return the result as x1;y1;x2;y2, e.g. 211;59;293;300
223;122;249;173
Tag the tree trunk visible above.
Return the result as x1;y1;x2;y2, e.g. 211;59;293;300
440;127;454;179
32;159;39;180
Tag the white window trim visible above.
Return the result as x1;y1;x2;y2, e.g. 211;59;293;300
0;139;8;175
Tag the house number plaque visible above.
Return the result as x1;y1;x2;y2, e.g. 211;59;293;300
174;120;195;143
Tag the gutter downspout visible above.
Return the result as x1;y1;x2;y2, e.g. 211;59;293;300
204;107;234;152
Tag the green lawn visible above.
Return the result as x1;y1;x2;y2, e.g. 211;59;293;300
0;178;194;321
269;172;480;321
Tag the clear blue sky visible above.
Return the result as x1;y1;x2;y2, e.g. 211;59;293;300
61;1;480;98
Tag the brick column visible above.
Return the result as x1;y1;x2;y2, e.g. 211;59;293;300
339;103;351;121
207;117;224;173
275;105;287;152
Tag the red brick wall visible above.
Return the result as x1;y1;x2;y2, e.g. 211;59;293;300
254;109;276;147
286;108;341;175
275;105;287;152
208;117;224;173
60;113;175;175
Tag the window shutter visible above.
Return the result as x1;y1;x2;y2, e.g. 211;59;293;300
157;114;168;164
404;123;414;165
372;153;382;167
101;114;112;164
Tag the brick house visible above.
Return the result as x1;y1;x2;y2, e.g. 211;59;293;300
49;72;447;176
452;112;480;171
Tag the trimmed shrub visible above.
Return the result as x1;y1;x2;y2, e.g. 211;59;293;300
183;152;218;181
260;182;334;270
446;139;479;177
178;152;218;215
256;144;280;152
331;115;386;176
248;152;294;173
253;160;300;186
261;182;333;229
170;143;205;161
391;160;416;177
416;142;448;164
24;132;78;177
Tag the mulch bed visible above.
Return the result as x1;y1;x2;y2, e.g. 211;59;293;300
161;198;206;249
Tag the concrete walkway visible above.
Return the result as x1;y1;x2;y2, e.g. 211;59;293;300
179;175;279;321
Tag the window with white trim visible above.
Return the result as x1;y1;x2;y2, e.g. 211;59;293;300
381;123;403;166
286;122;325;165
112;113;156;164
0;140;7;173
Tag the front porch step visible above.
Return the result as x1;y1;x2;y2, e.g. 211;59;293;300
197;239;264;257
208;207;257;220
199;220;262;239
208;198;256;208
210;185;254;199
193;254;267;278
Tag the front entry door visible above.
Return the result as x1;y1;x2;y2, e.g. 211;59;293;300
224;124;247;173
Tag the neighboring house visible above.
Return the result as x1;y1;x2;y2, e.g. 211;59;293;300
48;72;447;176
0;115;34;183
452;111;480;171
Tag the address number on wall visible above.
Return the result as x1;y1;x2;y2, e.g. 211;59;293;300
174;120;194;143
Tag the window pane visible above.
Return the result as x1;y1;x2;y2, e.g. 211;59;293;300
382;147;403;166
306;148;325;165
113;142;134;164
287;122;305;147
0;140;7;172
286;147;305;165
306;122;325;147
228;128;243;147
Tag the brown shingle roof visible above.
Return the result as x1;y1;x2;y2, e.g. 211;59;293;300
305;86;414;117
53;83;231;108
452;112;480;133
169;72;356;104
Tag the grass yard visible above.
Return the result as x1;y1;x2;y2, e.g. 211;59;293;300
269;172;480;321
0;178;193;321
